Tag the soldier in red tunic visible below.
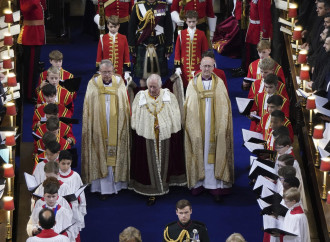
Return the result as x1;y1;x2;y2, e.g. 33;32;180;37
94;0;134;36
18;0;46;101
36;68;74;113
96;16;131;80
170;0;217;42
245;0;272;46
174;11;209;87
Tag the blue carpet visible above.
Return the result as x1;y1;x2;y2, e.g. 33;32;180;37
21;26;263;241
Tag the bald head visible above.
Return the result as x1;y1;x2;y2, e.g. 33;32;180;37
39;208;56;229
200;57;215;79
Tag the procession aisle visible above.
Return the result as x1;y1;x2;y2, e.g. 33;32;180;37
21;26;263;241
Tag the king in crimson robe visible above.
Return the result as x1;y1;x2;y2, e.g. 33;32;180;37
81;74;130;194
130;88;186;196
184;72;234;192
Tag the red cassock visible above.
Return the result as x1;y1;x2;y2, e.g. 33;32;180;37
248;79;288;99
245;0;272;45
18;0;46;45
257;113;294;142
34;135;71;154
37;85;74;113
32;103;72;130
250;92;289;131
195;68;228;92
171;0;215;22
266;117;292;150
174;29;208;87
247;59;286;83
97;0;134;22
35;121;76;145
96;33;130;75
38;68;74;87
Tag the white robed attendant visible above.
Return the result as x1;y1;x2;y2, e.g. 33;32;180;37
59;168;87;230
27;202;74;241
283;203;310;242
26;230;70;242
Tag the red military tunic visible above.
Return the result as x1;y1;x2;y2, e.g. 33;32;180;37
195;68;228;92
247;58;286;83
97;0;134;23
38;68;74;87
96;33;130;76
248;79;288;99
174;29;208;87
245;0;272;45
35;121;76;145
37;85;74;113
32;103;72;131
171;0;215;23
257;113;294;142
18;0;46;45
34;135;71;154
250;92;289;131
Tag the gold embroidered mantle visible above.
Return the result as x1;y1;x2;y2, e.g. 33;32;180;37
81;74;130;184
131;89;181;141
184;73;234;188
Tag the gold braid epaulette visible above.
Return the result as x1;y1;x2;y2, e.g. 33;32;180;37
163;227;190;242
136;3;155;32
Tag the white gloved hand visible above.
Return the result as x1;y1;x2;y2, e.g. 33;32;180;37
91;0;98;5
177;20;184;27
175;67;182;75
191;71;195;77
124;71;131;80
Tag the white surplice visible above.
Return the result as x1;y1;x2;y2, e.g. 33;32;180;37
283;203;310;242
193;79;232;190
90;79;127;194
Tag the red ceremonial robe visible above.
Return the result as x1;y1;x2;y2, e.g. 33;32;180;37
174;29;208;87
32;103;72;130
37;85;74;113
96;33;130;76
248;79;288;99
247;59;286;83
35;121;76;145
245;0;272;45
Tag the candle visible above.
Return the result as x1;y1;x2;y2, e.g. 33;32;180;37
7;73;17;87
327;191;330;204
306;96;316;110
303;80;306;92
313;125;324;139
5;134;15;147
3;33;13;46
300;65;310;80
320;157;330;171
4;10;13;24
2;57;12;70
292;26;303;40
3;196;14;210
6;103;16;116
3;164;14;178
288;4;298;18
298;50;308;64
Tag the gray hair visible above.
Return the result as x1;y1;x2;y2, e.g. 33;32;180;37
99;59;114;69
146;74;162;87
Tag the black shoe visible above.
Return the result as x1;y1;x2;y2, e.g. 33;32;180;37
147;196;156;206
232;69;247;77
214;195;223;203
